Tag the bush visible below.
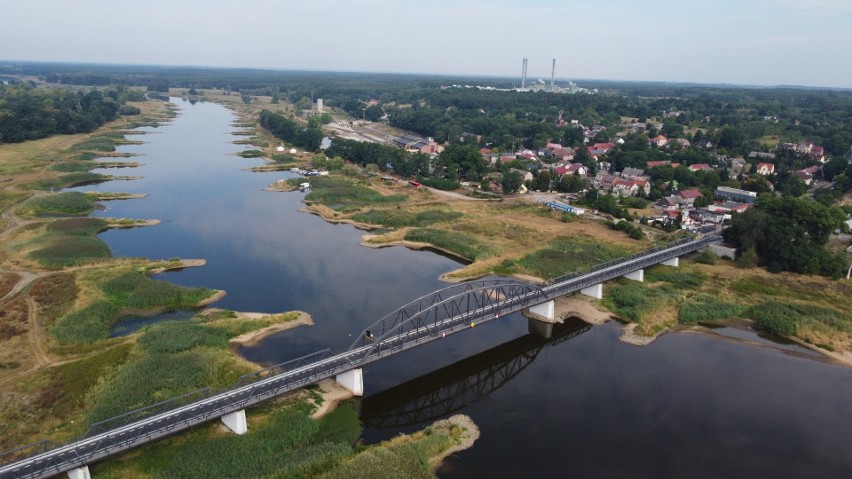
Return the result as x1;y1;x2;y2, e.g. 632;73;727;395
419;177;460;191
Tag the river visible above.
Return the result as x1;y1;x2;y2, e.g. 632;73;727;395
76;98;852;478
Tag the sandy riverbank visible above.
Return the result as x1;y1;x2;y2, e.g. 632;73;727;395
227;310;313;348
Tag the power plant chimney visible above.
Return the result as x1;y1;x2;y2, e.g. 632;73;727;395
521;58;528;89
550;59;556;91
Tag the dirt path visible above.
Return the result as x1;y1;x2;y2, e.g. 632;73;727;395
27;297;50;365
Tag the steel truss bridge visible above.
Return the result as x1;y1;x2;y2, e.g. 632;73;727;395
0;235;720;479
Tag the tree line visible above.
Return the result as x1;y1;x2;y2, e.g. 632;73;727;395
0;84;141;143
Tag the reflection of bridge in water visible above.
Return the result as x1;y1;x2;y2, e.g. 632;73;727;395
359;319;591;430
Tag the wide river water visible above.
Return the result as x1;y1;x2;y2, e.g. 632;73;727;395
76;99;852;478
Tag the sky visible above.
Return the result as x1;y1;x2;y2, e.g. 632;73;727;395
2;0;851;88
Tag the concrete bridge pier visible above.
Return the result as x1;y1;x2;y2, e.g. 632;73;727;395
336;368;364;396
580;283;603;299
67;466;91;479
221;409;248;434
526;300;556;339
662;257;679;267
624;269;644;282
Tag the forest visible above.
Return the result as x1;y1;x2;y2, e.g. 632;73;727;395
0;83;142;143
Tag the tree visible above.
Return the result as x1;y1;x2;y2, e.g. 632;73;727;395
501;172;523;194
723;195;846;277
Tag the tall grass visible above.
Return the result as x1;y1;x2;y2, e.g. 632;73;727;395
352;209;461;227
100;271;213;309
320;433;452;479
678;294;744;324
30;235;111;268
48;218;108;236
51;161;96;172
52;300;120;344
404;228;496;260
644;268;706;288
71;137;116;152
19;191;95;217
139;322;230;353
86;349;225;424
602;282;680;323
305;177;406;210
515;237;628;280
747;301;852;337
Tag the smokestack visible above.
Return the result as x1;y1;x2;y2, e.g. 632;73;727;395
551;59;556;91
521;58;528;89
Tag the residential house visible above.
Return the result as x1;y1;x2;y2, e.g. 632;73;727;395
796;141;814;155
695;139;714;149
688;163;713;172
555;163;589;177
677;189;704;207
756;162;775;175
810;146;826;163
794;165;820;186
654;196;681;212
689;208;726;224
634;179;651;196
652;135;669;148
510;168;534;183
672;138;691;149
612;179;640;197
549;147;574;162
596;174;618;191
593;142;616;154
621;167;645;179
729;157;748;177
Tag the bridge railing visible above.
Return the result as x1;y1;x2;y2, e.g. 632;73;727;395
234;349;332;388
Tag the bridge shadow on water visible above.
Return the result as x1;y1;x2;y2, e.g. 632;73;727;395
356;318;591;435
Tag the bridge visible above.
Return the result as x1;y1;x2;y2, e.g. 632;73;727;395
0;235;720;479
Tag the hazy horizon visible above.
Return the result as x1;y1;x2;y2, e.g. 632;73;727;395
2;0;851;89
